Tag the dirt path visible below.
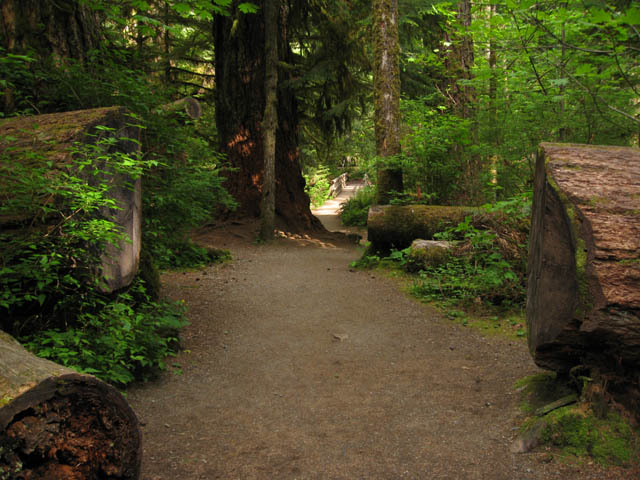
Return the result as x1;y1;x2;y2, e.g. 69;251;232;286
128;188;618;480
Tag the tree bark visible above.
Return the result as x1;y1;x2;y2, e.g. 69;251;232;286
259;0;278;240
367;204;481;252
0;332;141;479
213;1;322;232
527;143;640;409
373;0;403;204
0;0;101;60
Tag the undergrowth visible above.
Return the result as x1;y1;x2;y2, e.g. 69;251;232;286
515;373;640;467
0;130;189;386
350;193;531;333
340;186;376;226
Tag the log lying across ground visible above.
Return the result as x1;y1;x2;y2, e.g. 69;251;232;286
0;107;142;293
367;204;480;251
527;143;640;399
0;331;141;479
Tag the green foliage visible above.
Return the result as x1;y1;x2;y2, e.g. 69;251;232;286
304;166;332;208
412;194;531;308
142;130;236;269
23;279;187;386
0;131;186;385
541;407;639;466
340;186;376;226
400;97;475;203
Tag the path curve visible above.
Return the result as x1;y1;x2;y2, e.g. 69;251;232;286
128;198;621;480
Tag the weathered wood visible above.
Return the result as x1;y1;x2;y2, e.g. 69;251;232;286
367;204;480;251
160;97;202;119
0;331;141;479
527;143;640;398
0;106;142;293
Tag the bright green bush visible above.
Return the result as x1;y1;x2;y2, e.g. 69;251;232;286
0;131;186;385
304;166;332;208
340;186;376;226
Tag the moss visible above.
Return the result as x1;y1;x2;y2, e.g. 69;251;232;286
541;406;639;466
0;395;13;408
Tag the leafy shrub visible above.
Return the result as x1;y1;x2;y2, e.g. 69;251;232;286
23;279;187;386
304;166;332;208
340;186;376;226
411;193;531;307
1;131;186;385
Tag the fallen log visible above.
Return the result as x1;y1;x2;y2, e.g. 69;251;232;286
527;143;640;401
0;331;141;479
367;204;480;251
0;107;142;293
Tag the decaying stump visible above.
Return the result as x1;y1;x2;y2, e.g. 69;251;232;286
0;331;141;479
367;205;480;251
0;106;141;293
527;143;640;403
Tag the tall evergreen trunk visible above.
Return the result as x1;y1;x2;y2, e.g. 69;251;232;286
0;0;101;60
214;2;322;232
0;0;102;114
373;0;403;205
259;0;278;240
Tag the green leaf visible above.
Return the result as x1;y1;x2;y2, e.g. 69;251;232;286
620;8;640;26
238;2;259;14
173;2;191;15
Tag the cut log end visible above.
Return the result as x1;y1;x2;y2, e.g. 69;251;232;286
1;333;141;479
527;143;640;413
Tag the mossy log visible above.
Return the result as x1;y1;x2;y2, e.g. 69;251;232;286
527;143;640;395
0;331;141;479
0;106;141;293
367;205;480;251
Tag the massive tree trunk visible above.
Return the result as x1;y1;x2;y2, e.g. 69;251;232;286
0;0;102;115
214;2;322;232
372;0;403;205
527;143;640;409
0;0;101;60
0;332;141;479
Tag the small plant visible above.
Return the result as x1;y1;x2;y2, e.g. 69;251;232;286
304;166;332;208
340;186;376;226
23;279;187;386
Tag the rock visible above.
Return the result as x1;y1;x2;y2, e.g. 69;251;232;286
511;419;548;454
407;239;455;272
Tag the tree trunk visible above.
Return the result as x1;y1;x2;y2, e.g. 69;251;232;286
259;0;278;240
373;0;403;205
527;143;640;409
0;332;141;479
0;0;101;60
0;0;102;114
367;204;481;252
213;1;322;232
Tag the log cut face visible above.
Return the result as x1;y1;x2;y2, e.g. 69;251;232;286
527;143;640;378
0;332;141;479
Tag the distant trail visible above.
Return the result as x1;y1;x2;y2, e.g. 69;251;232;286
312;180;365;235
127;191;618;480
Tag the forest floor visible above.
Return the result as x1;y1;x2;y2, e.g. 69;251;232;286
128;184;634;480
